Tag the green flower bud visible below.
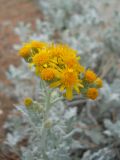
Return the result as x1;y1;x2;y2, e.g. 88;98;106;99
44;119;53;128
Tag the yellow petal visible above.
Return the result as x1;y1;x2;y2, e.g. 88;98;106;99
78;83;84;88
43;64;48;68
66;88;73;100
77;56;81;60
74;86;80;94
50;81;61;88
60;85;65;92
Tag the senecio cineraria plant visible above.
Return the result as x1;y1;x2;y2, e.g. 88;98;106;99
18;40;102;160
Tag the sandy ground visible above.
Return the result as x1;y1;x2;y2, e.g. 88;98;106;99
0;0;42;154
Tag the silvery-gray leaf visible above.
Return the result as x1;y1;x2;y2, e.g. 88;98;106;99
81;147;116;160
64;107;77;120
16;105;29;116
84;130;105;145
104;119;120;138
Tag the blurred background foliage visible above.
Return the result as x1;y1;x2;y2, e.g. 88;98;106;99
0;0;120;159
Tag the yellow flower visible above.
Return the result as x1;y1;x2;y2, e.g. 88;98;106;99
61;69;78;87
87;88;98;100
62;54;78;68
50;68;83;100
48;44;63;58
40;68;56;81
77;64;85;73
24;97;33;107
49;43;77;58
30;40;47;49
85;69;97;83
32;50;49;66
19;43;31;58
95;78;103;88
19;40;103;101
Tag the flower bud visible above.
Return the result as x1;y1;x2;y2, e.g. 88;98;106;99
44;119;53;128
95;78;103;88
24;97;33;107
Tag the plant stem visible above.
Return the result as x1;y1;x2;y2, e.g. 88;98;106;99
41;80;51;159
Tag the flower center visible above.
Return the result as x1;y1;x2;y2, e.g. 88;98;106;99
61;69;77;87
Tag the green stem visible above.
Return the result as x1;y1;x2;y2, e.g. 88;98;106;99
41;80;51;159
51;96;63;105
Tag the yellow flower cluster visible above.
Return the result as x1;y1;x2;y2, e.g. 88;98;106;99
19;40;103;100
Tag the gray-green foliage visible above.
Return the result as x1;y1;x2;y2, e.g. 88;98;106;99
4;78;78;160
6;60;37;100
104;12;120;55
81;148;116;160
4;0;120;159
20;87;77;160
38;0;82;30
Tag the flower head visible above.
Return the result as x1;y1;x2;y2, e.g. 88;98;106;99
19;43;31;58
31;40;47;49
50;68;83;100
87;88;98;100
62;54;78;68
61;69;78;88
85;69;97;83
49;43;76;58
40;68;56;81
24;97;33;107
95;77;103;88
32;50;49;66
